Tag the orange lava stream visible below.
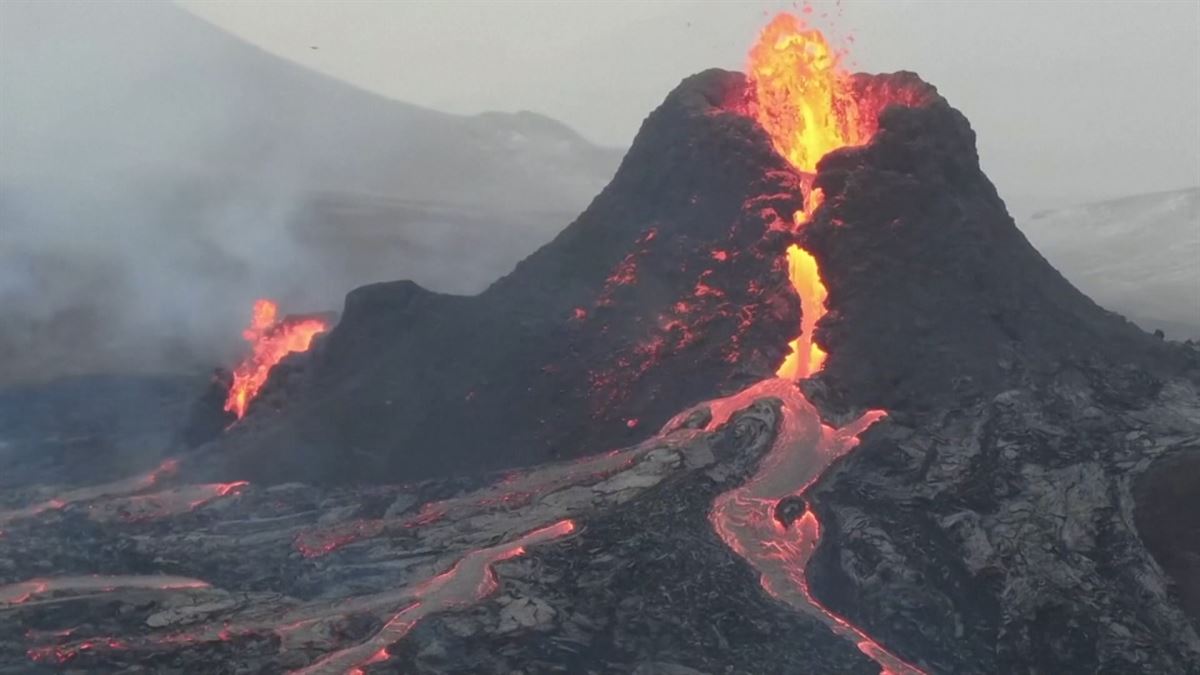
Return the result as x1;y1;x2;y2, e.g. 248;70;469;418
224;299;328;419
20;522;577;670
290;520;575;674
775;244;828;380
85;482;249;523
719;13;926;674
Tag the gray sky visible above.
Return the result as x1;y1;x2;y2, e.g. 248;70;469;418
180;0;1200;214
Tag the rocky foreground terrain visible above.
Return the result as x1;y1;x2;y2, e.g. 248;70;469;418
2;354;1199;673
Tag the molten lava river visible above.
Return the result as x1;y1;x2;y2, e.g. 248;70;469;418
692;13;925;675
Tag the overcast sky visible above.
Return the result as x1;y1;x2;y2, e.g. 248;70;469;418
179;0;1200;214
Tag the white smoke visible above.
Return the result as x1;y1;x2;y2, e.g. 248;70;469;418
0;1;619;383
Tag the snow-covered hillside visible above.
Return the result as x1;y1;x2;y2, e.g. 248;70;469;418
1020;188;1199;339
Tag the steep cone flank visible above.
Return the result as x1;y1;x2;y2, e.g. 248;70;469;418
796;79;1188;411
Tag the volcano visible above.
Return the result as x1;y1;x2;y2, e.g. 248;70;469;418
192;28;1184;487
5;12;1199;675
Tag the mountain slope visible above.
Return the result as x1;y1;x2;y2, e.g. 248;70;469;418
1019;188;1200;338
0;1;621;383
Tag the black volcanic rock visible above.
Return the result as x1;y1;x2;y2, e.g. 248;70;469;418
805;366;1200;673
199;70;808;485
179;369;235;448
802;82;1190;413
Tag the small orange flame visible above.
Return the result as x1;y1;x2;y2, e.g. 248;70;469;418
224;299;327;419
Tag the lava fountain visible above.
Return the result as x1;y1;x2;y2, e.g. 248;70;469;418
224;299;328;419
703;13;925;674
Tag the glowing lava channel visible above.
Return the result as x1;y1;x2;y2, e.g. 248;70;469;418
699;13;926;674
1;575;210;607
290;519;575;674
0;459;180;526
224;299;328;419
695;380;920;674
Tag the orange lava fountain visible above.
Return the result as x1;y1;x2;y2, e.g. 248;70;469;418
747;14;869;175
224;299;328;419
747;12;871;381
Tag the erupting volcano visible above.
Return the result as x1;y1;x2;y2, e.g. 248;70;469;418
223;299;328;419
5;8;1197;675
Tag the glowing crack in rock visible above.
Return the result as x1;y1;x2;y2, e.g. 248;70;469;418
775;244;828;380
293;434;696;558
224;298;328;419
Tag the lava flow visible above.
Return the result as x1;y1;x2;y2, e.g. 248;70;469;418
0;458;180;526
0;575;210;606
291;519;576;674
700;13;925;674
224;299;328;419
293;438;670;558
85;481;249;523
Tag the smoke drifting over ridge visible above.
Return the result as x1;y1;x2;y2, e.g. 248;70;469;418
0;1;619;383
